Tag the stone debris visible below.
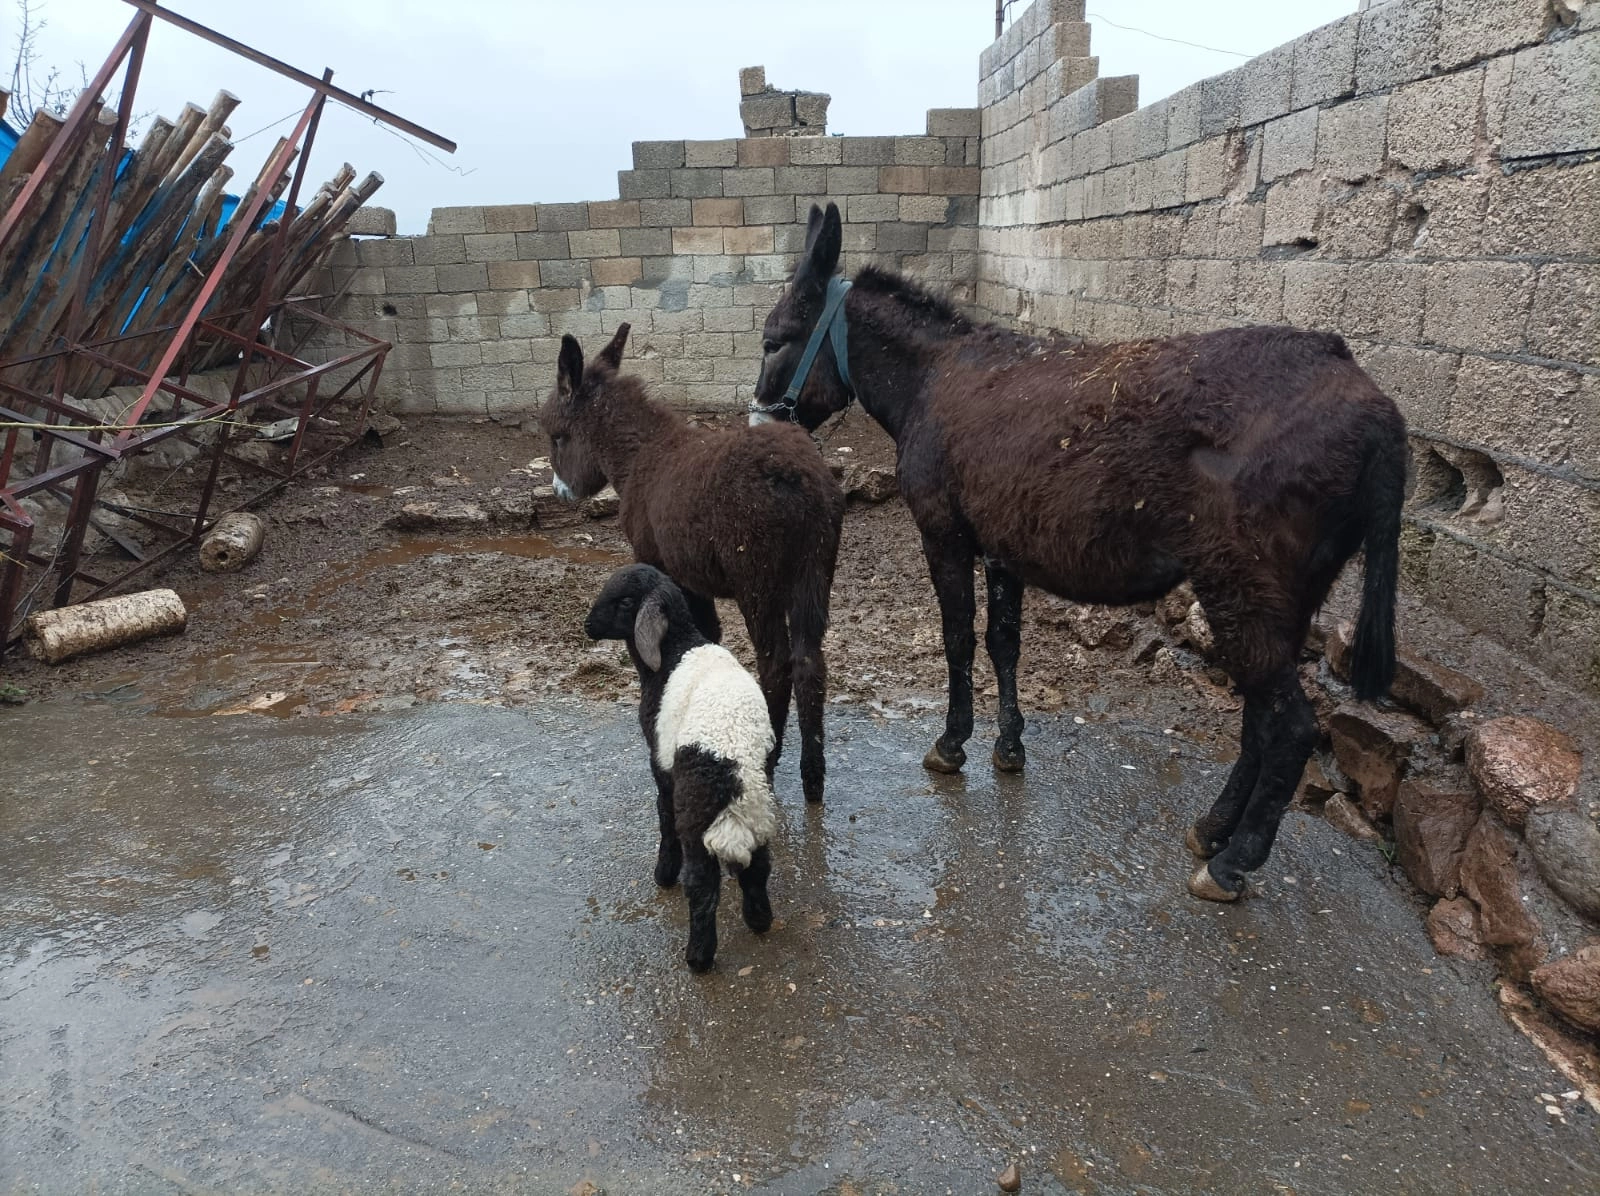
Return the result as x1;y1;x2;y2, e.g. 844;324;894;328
1524;802;1600;922
996;1161;1022;1192
842;464;898;504
1179;601;1213;654
1531;946;1600;1035
1426;896;1491;961
1393;776;1480;898
1327;703;1431;821
387;500;489;533
1466;716;1581;830
1321;793;1382;842
580;486;620;519
1389;650;1485;724
1458;816;1542;958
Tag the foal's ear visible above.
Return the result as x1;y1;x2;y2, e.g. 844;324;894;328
598;322;630;369
633;590;669;672
556;334;584;400
807;201;842;283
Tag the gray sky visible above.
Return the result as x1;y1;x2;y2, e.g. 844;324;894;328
12;0;1353;233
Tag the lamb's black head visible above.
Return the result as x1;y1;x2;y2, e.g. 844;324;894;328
583;563;688;671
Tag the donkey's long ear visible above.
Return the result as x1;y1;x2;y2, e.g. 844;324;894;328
634;590;668;672
801;203;825;256
557;334;584;400
808;201;843;282
598;322;630;369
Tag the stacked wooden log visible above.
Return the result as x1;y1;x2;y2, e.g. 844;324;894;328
0;87;383;413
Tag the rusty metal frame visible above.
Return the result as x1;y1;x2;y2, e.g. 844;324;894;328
0;1;449;650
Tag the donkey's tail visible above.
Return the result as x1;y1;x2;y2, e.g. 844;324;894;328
789;523;840;804
1349;419;1406;701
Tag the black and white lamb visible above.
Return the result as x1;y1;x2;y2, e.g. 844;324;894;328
583;563;778;972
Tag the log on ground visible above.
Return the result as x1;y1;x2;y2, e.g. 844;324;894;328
199;512;266;572
25;588;188;664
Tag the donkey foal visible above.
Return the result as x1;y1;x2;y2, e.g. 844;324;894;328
585;563;778;973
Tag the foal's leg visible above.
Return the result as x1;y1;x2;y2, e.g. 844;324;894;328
1186;694;1267;859
680;841;722;972
682;589;722;644
741;602;793;777
734;844;773;933
651;762;682;887
984;559;1026;772
1189;667;1318;902
921;531;977;773
790;618;828;804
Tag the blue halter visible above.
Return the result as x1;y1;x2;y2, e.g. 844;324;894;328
753;276;853;417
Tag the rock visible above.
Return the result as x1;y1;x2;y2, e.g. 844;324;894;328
1324;619;1355;679
581;486;620;519
1466;716;1581;830
1390;651;1484;725
1459;815;1541;951
387;500;488;533
1294;752;1343;807
1126;624;1166;665
1327;703;1431;821
1525;802;1600;922
1179;602;1213;654
1322;792;1382;842
1393;776;1481;898
996;1161;1022;1192
1531;945;1600;1034
1155;583;1196;627
364;411;402;437
843;464;897;503
1426;897;1492;961
529;484;582;528
1065;605;1137;650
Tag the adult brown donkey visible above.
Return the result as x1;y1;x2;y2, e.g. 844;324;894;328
752;203;1408;902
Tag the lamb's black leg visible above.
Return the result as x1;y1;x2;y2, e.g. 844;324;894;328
734;845;773;933
984;559;1025;772
682;589;722;644
1191;668;1318;902
1186;692;1267;860
921;532;977;773
681;845;722;972
651;762;681;887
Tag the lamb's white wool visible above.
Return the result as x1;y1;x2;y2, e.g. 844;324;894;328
655;644;777;868
552;474;574;501
747;410;773;427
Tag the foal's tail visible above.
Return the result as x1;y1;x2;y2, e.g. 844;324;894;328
1350;417;1406;701
789;520;840;804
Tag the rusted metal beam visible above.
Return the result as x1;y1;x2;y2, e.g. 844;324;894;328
120;0;457;153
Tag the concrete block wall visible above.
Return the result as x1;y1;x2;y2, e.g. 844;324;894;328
309;114;980;416
975;0;1600;695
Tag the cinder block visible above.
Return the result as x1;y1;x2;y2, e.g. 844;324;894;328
588;200;641;229
1355;343;1458;431
461;232;516;263
593;257;643;287
537;203;590;232
424;294;476;319
843;193;899;222
703;306;755;333
1483;161;1600;256
837;222;876;252
741;93;795;131
927;108;981;137
428;206;486;236
1238;44;1294;127
1423;536;1543;651
482;204;539;234
738;138;790;167
742;254;793;282
1439;0;1552;70
445;316;494;344
1184;134;1235;203
1318;183;1400;259
928;165;981;197
539;259;591;288
877;222;929;253
895;136;948;165
531;287;581;314
672;227;724;255
637;198;692;227
551;310;605;337
692;255;744;283
842;136;896;166
430;341;481;368
1215;200;1265;256
633;140;686;170
1423;261;1534;353
826;166;880;195
515;231;569;260
1388;69;1482;172
1316;96;1388;182
683;331;735;358
499;312;550;338
773;165;827;194
618;170;672;200
1503;36;1600;159
1234;260;1286;322
787;137;843;166
897;194;949;223
1449;355;1589;466
346;206;397;237
724;226;774;254
1165;82;1203;150
1527;264;1600;365
740;66;766;96
1263;173;1322;246
686;139;739;168
1260;107;1318;181
1280;261;1347;327
477;290;532;317
383;264;438;293
486;260;541;290
671;168;725;198
687;197;740;226
740;195;793;225
565;228;620;258
1355;0;1439;94
1199;66;1243;139
1289;13;1358;109
1408;174;1489;257
722;168;776;196
879;165;929;194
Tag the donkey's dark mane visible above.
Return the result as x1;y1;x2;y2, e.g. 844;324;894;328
851;265;967;327
851;264;1078;358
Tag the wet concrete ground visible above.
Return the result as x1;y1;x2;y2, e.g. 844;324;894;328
3;697;1596;1194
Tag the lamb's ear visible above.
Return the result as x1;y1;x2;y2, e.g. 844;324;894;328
634;590;668;672
556;334;584;400
598;322;630;369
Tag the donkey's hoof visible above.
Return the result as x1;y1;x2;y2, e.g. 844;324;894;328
685;943;717;973
992;739;1026;773
1185;826;1219;859
802;777;825;804
1186;863;1242;903
923;742;967;774
743;893;773;934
